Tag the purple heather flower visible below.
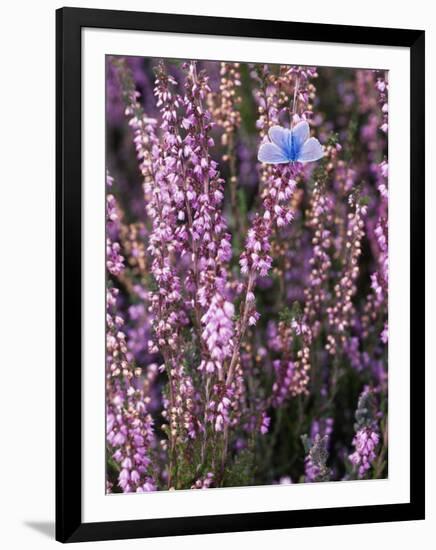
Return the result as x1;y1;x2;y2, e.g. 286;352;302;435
349;387;381;478
259;411;271;434
349;427;380;477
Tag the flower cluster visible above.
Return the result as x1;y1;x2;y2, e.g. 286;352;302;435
303;418;334;482
209;62;242;145
199;294;235;375
326;193;367;355
349;387;381;478
106;178;156;493
302;431;331;483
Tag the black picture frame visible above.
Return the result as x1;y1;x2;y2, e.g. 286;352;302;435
56;6;425;543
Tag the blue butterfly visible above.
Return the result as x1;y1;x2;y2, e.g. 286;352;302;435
258;121;324;164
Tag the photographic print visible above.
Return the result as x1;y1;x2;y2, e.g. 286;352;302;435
105;56;389;494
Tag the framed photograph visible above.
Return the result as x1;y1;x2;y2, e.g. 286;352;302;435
56;7;425;543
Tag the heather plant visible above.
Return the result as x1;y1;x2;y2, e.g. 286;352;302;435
105;56;388;492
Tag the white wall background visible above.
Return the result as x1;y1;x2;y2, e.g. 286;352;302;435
0;1;433;548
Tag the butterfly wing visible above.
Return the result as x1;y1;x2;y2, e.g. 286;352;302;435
290;121;310;151
258;142;289;164
269;126;291;151
297;137;324;163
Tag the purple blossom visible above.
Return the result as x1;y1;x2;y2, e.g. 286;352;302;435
349;427;380;477
349;387;381;478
